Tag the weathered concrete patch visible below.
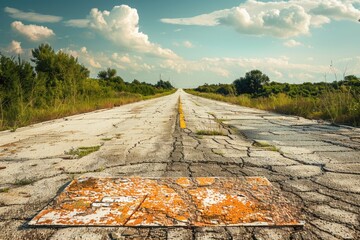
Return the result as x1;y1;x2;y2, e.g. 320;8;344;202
307;204;358;225
0;174;69;205
319;151;360;163
243;156;299;167
273;165;323;178
0;158;64;184
0;220;55;240
315;172;360;193
324;163;360;174
311;219;357;239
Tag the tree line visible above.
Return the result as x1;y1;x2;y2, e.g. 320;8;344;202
195;69;360;98
0;44;173;129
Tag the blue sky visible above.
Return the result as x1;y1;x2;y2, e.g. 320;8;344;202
0;0;359;87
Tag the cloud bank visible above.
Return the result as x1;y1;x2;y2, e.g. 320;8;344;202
161;0;360;38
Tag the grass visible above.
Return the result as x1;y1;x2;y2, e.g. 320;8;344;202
14;177;35;186
0;90;176;131
253;141;279;152
65;146;101;159
0;187;9;193
196;130;226;136
101;138;112;141
186;90;360;127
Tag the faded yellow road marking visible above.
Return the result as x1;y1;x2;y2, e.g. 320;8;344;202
178;97;186;129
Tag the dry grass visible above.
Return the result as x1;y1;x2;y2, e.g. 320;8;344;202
186;90;360;127
0;90;176;131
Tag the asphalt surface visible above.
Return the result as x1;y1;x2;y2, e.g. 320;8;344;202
0;89;359;239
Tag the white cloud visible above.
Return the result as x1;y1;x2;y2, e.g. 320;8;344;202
161;0;360;38
66;5;179;59
160;56;330;81
183;41;193;48
7;40;23;54
11;21;55;41
283;39;303;47
4;7;62;23
80;47;87;54
173;40;194;48
62;46;155;75
64;19;90;28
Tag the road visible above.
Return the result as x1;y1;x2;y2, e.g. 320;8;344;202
0;89;359;239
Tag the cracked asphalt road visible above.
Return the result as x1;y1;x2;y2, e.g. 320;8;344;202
0;89;359;239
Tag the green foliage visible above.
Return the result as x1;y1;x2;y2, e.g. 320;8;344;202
155;80;173;90
0;44;174;130
14;177;35;186
233;70;270;95
191;69;360;126
187;86;360;127
195;83;235;96
65;146;101;158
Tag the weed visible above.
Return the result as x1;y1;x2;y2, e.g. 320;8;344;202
94;166;105;172
65;146;100;159
101;138;112;141
0;187;9;193
196;130;226;136
253;141;278;151
212;149;225;157
14;177;35;186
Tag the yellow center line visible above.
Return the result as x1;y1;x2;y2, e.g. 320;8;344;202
178;97;186;129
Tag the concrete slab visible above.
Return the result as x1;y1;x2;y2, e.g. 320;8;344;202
29;177;304;227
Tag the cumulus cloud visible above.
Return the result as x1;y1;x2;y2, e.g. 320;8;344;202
66;5;179;59
4;7;62;23
7;40;23;54
283;39;303;47
161;0;360;38
11;21;55;41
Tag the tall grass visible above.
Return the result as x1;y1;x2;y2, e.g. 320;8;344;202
186;90;360;127
0;90;176;131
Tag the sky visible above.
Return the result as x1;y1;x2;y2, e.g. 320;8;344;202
0;0;359;88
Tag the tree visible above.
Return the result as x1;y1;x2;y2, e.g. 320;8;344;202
216;85;235;96
233;70;270;95
31;44;89;104
98;68;117;80
155;80;173;89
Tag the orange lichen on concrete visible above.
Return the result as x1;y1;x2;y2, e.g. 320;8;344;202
29;177;304;227
176;177;192;187
196;177;216;186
